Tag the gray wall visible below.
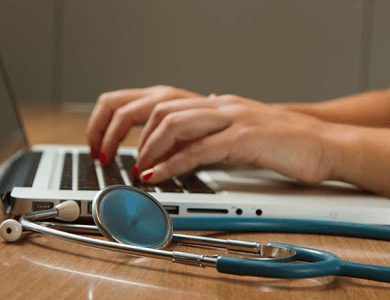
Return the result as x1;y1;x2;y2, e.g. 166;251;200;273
369;0;390;90
0;0;389;104
0;0;54;102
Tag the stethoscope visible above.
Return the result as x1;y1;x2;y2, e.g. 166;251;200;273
2;185;390;282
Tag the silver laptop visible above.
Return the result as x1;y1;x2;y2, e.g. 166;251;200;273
2;50;390;225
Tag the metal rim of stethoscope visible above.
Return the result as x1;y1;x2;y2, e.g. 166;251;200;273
92;185;173;249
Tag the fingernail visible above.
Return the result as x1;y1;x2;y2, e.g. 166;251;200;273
142;170;153;181
90;148;98;159
99;152;107;164
131;166;139;178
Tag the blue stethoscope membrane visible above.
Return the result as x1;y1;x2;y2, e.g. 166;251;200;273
93;186;172;248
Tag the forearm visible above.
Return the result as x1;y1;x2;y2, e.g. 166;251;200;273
276;88;390;127
325;123;390;197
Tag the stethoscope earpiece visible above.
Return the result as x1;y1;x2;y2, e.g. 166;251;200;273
55;201;80;222
1;219;22;242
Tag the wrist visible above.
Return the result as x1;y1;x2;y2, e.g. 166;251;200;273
321;123;362;182
322;123;390;196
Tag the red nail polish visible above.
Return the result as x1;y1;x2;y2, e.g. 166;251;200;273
142;170;153;181
131;166;139;178
99;152;107;164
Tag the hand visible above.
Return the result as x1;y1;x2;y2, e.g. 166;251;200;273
86;85;202;164
135;94;335;184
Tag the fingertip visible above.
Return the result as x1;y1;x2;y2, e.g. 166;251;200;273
99;152;107;164
139;164;169;183
141;169;154;182
99;152;116;165
90;148;99;159
131;166;139;179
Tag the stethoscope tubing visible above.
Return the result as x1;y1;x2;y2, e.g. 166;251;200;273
217;242;390;282
172;217;390;240
172;217;390;282
33;220;390;282
11;203;390;283
217;243;341;279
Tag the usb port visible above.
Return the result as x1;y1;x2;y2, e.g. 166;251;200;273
32;201;54;211
163;205;179;215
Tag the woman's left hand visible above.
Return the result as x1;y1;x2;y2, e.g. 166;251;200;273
135;94;335;184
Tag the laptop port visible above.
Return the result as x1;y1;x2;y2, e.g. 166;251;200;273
256;209;263;216
32;202;54;211
187;208;229;214
164;205;179;215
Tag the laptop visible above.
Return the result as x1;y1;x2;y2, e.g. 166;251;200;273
2;50;390;225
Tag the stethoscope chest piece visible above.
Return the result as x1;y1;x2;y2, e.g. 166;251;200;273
92;185;173;249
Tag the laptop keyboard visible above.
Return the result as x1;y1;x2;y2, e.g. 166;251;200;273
60;153;215;194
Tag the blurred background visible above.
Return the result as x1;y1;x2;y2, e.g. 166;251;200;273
0;0;389;106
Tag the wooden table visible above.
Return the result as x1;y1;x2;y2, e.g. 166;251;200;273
1;103;390;299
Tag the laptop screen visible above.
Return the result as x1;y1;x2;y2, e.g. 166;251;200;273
0;49;29;171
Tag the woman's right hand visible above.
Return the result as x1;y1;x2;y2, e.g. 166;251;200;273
86;85;203;164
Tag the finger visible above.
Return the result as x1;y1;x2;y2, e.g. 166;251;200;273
86;89;149;157
137;97;217;150
98;95;169;164
139;128;235;183
136;108;231;172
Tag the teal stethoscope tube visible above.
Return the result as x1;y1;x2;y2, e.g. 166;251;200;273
173;217;390;281
217;242;390;282
171;217;390;240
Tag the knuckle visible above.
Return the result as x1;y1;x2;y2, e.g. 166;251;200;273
96;92;113;106
112;106;128;123
237;126;258;141
152;102;171;121
150;85;175;95
163;113;183;130
219;94;237;104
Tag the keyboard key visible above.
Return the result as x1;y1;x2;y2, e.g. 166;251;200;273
78;154;100;190
157;179;183;193
132;179;156;192
102;164;125;186
60;153;72;190
177;173;215;194
120;154;136;170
